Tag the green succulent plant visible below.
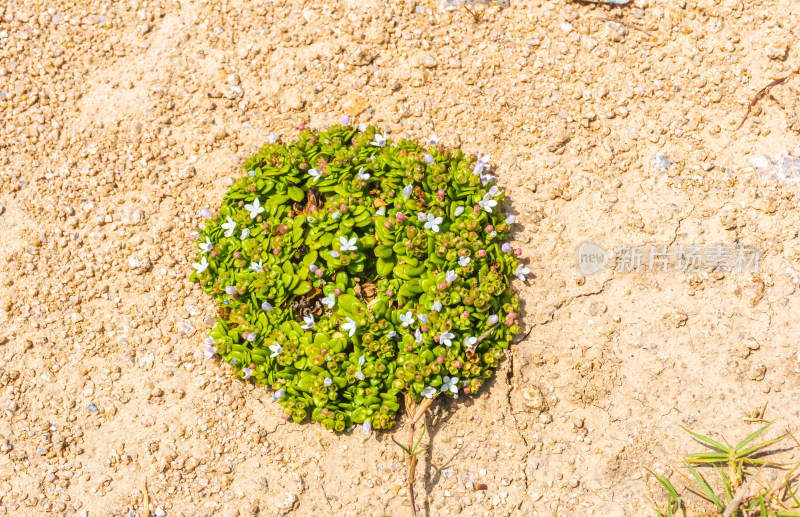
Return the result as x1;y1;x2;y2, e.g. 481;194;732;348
190;122;527;433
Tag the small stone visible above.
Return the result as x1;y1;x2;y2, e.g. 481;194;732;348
154;507;166;517
87;403;98;412
178;320;195;337
119;204;144;225
275;493;298;511
651;153;673;172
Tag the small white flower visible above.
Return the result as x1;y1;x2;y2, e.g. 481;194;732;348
478;193;498;213
480;172;495;185
261;301;273;312
371;133;387;147
357;167;370;180
308;168;322;182
515;264;531;282
203;345;217;359
269;343;283;358
331;211;341;220
402;184;413;198
358;355;366;366
199;236;213;254
362;420;371;435
418;314;429;323
432;301;442;312
199;208;212;218
225;286;237;295
415;328;423;343
250;259;264;272
192;256;209;274
464;336;478;348
308;264;318;272
240;228;250;240
454;206;465;217
244;198;265;219
442;331;457;347
341;317;357;337
399;311;415;327
268;132;278;143
341;115;351;125
301;315;316;330
506;215;516;224
221;216;236;237
242;367;253;379
488;186;500;197
424;213;443;233
376;208;385;216
474;152;491;175
322;293;335;309
423;154;434;165
339;236;358;252
489;231;497;239
358;123;368;132
330;250;340;258
387;330;397;339
426;134;442;146
440;376;459;394
458;256;471;267
445;270;457;283
421;386;437;399
417;212;427;222
355;370;365;381
502;243;512;253
488;314;499;325
248;170;256;177
324;377;333;387
273;388;284;401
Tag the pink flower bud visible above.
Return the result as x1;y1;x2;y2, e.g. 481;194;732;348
406;345;414;351
321;408;328;415
396;212;405;222
421;326;428;332
463;387;471;394
334;288;342;296
340;204;347;212
438;282;447;290
384;221;392;229
433;335;440;342
478;249;487;258
210;250;218;258
515;248;522;256
462;310;470;318
272;248;280;255
321;348;327;354
315;269;324;277
437;356;445;363
485;225;494;233
298;123;305;130
437;189;445;198
454;361;463;368
281;413;289;420
309;204;318;213
299;163;307;170
233;252;241;259
473;205;481;214
386;289;394;296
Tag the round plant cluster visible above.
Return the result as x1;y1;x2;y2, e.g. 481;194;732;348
190;122;528;433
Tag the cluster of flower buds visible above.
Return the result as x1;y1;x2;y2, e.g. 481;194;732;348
190;122;529;432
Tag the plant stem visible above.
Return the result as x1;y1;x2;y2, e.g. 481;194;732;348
403;394;435;517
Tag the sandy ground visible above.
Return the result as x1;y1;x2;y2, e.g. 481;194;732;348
1;0;800;515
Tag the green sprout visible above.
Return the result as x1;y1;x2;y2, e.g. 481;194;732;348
190;122;526;434
651;421;799;516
